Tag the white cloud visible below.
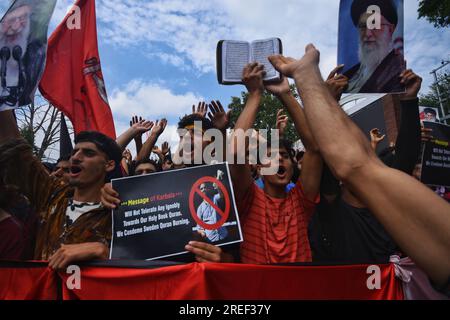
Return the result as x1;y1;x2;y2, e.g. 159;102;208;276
109;79;203;119
91;0;449;90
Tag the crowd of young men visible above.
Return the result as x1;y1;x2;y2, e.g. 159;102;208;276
0;44;449;296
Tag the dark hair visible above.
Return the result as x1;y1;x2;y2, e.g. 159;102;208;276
74;131;123;181
132;159;162;175
258;138;295;165
423;108;437;116
351;0;398;27
0;185;20;210
178;114;214;131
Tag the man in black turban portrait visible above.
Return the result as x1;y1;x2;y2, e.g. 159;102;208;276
345;0;405;93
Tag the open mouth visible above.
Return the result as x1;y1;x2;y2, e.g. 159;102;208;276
277;166;286;176
70;165;82;176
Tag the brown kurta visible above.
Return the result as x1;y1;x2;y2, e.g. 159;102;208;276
0;138;111;260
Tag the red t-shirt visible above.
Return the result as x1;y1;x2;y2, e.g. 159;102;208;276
237;182;318;264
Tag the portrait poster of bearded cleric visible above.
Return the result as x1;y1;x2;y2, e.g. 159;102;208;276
338;0;405;94
0;0;56;111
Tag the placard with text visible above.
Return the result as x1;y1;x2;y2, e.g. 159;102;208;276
420;121;450;187
110;163;243;260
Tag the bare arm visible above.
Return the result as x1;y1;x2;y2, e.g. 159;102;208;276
116;119;154;152
269;45;450;286
136;119;167;162
266;78;322;200
229;63;265;202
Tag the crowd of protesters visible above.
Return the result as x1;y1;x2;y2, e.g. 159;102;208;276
0;44;449;296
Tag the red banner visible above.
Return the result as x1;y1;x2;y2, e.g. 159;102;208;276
0;263;58;300
0;262;403;300
60;263;403;300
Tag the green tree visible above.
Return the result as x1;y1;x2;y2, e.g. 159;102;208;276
228;85;300;143
418;0;450;28
419;73;450;123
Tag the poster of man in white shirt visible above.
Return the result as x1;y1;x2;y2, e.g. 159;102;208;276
196;170;228;242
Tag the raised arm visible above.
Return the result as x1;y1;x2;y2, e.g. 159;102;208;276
208;100;231;163
265;77;322;200
391;69;422;175
229;63;265;202
116;118;154;152
0;110;56;212
135;119;167;162
269;45;450;287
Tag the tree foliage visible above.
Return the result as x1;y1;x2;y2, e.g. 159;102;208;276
418;0;450;28
228;85;300;143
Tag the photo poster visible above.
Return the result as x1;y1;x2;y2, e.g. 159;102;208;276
338;0;405;93
419;106;440;123
110;163;243;261
0;0;57;111
420;121;450;188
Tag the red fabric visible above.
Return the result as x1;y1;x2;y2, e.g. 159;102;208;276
0;217;26;260
39;0;116;139
59;263;403;300
0;265;58;300
238;182;318;264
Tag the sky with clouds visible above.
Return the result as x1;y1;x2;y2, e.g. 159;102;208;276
1;0;449;157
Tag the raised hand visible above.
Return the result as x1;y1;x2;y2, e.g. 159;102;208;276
326;65;348;101
192;102;208;118
370;128;386;144
122;149;132;163
242;63;265;94
268;44;320;79
130;116;154;136
208;100;231;131
153;145;162;155
399;69;422;101
151;118;168;136
161;141;170;156
265;76;291;96
276;109;289;136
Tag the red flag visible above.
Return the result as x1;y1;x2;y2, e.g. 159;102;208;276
39;0;116;139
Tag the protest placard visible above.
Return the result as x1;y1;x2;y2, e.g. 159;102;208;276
420;121;450;187
110;163;243;260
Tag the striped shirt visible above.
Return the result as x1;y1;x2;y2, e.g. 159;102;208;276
238;181;318;264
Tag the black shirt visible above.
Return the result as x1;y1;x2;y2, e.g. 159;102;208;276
308;196;399;264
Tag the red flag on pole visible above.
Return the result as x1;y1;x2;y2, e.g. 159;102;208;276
39;0;116;139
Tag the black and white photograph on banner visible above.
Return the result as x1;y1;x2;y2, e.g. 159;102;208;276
338;0;405;93
110;163;243;261
0;0;56;110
